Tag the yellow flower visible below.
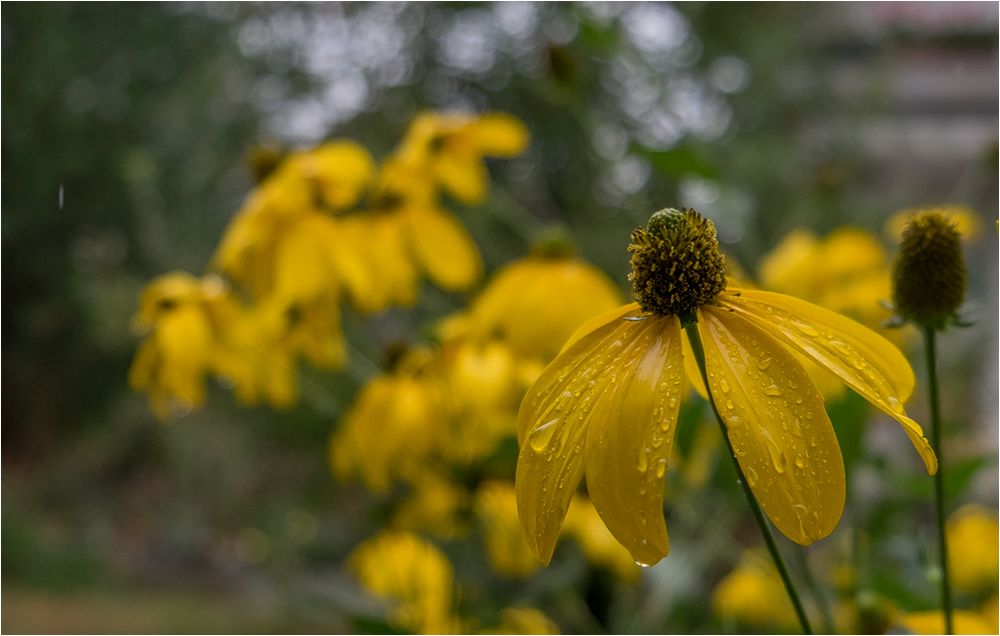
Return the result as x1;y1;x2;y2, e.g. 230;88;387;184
563;496;641;582
348;531;459;635
397;111;529;205
281;140;375;210
481;607;560;635
392;469;471;540
886;205;981;242
516;208;936;567
947;504;999;594
329;347;448;492
474;481;542;578
895;609;996;635
712;551;799;631
128;272;231;419
459;249;623;361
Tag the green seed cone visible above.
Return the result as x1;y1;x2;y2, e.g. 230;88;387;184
891;212;967;329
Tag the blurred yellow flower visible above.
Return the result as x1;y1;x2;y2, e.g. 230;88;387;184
329;347;448;492
517;209;935;567
474;481;542;578
896;609;996;635
129;272;232;419
459;249;623;361
563;496;641;582
712;551;799;631
281;140;375;210
393;470;471;540
482;607;560;635
397;111;529;205
947;504;999;594
348;531;459;635
886;205;981;242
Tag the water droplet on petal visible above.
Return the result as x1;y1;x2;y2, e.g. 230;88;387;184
763;384;782;397
529;419;560;452
637;449;649;473
745;466;758;486
719;379;731;393
655;457;667;479
794;455;805;469
635;560;651;568
756;357;773;370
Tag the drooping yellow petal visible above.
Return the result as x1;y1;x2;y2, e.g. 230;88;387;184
406;205;483;291
697;305;845;545
721;289;936;474
515;307;645;564
467;113;530;157
584;315;683;566
434;152;488;204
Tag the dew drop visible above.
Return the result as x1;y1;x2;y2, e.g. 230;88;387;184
637;449;649;473
529;419;560;452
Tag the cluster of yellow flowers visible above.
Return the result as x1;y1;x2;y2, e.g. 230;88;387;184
129;112;528;418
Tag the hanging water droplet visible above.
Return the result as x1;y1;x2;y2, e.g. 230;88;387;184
635;560;651;568
529;419;560;452
637;449;649;473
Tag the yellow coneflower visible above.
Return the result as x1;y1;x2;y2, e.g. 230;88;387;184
516;208;935;571
455;239;623;362
396;111;529;205
946;505;999;595
129;272;236;419
712;551;800;631
482;607;560;635
348;531;460;635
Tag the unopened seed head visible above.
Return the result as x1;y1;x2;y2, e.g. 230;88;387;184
891;212;967;329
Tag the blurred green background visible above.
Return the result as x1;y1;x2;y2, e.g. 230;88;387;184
3;2;997;633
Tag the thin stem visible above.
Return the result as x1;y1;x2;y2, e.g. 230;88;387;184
684;320;814;635
794;545;836;634
923;326;954;634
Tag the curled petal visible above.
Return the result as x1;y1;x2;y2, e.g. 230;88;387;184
722;289;936;474
698;306;846;545
585;316;683;566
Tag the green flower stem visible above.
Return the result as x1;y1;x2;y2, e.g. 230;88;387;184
684;319;814;635
923;326;954;634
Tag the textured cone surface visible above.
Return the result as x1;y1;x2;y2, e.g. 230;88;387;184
892;212;966;328
628;208;727;316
